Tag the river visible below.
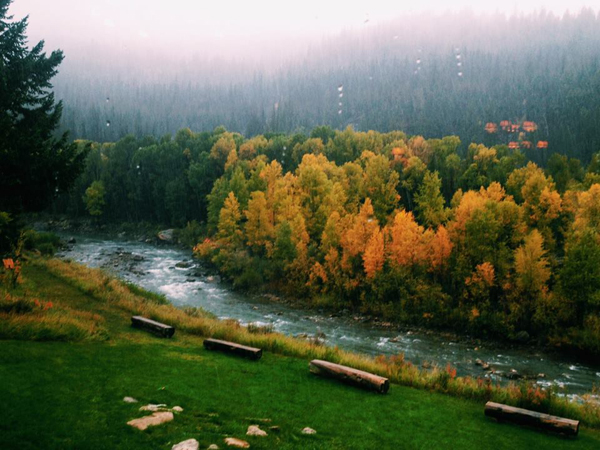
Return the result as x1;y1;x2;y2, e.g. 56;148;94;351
57;233;600;396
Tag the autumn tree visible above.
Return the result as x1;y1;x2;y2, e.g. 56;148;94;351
363;226;385;279
218;192;242;244
245;191;274;254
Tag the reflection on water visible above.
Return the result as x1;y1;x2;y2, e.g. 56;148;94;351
58;233;600;396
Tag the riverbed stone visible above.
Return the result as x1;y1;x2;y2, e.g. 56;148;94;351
172;439;199;450
127;411;174;430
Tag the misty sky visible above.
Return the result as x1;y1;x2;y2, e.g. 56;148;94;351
11;0;600;56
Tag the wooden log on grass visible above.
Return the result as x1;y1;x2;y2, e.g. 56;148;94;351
131;316;175;338
484;401;579;436
309;359;390;394
203;338;262;360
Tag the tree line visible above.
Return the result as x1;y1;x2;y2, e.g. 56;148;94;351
56;125;600;355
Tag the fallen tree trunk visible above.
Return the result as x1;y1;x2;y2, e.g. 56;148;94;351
203;338;262;360
131;316;175;338
484;401;579;436
309;359;389;394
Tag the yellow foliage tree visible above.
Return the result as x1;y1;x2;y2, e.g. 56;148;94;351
514;230;550;294
218;192;242;244
363;226;385;278
245;191;274;253
387;210;426;267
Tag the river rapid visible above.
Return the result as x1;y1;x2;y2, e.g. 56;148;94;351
57;233;600;397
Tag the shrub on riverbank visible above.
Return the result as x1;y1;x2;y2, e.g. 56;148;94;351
30;257;600;428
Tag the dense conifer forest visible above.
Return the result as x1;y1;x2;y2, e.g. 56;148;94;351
55;10;600;164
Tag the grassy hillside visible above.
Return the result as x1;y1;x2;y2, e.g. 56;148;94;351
1;259;600;449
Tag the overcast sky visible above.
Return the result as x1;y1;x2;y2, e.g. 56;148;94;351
9;0;600;61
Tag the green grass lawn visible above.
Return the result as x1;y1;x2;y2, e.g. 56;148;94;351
1;263;599;449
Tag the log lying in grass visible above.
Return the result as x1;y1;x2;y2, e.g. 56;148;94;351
484;401;579;436
203;338;262;360
131;316;175;338
309;359;390;394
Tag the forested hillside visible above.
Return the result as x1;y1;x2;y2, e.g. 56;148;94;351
54;10;600;163
55;125;600;354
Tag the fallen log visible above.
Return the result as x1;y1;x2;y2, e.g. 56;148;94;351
484;401;579;436
131;316;175;338
203;338;262;360
309;359;389;394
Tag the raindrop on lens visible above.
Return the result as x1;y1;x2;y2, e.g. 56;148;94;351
106;120;111;127
106;97;110;103
456;54;461;60
457;62;462;67
338;102;343;106
338;110;342;114
458;72;463;77
339;93;343;98
416;59;421;64
338;85;343;92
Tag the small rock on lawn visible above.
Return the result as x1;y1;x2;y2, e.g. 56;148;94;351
172;439;199;450
224;437;250;448
123;396;138;403
302;427;316;435
246;425;267;437
127;411;174;431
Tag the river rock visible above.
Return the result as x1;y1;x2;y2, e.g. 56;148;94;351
301;427;316;435
158;229;175;242
172;439;199;450
224;437;250;448
123;396;138;403
176;261;191;268
67;237;76;244
505;369;522;380
127;411;174;430
246;425;267;436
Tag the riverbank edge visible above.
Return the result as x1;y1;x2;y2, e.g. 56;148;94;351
8;254;600;428
31;214;600;369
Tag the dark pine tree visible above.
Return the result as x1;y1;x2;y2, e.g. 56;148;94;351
0;0;87;216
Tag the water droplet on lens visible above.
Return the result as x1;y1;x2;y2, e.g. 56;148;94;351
106;120;111;127
393;35;399;40
457;62;462;67
416;59;421;64
338;84;343;91
106;97;110;103
456;54;461;60
338;102;343;106
339;93;343;98
338;110;342;114
458;72;463;77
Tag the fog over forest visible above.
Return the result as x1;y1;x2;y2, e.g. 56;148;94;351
12;1;600;162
